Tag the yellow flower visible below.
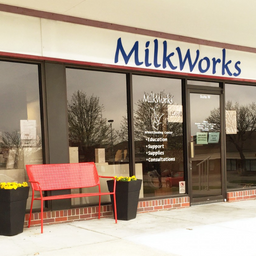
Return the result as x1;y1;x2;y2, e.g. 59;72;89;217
0;182;28;190
113;175;138;182
131;175;137;181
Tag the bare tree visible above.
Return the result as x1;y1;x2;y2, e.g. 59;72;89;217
117;92;183;159
117;99;168;142
67;90;111;148
118;93;183;143
1;131;21;149
207;100;256;174
116;116;128;143
134;99;167;140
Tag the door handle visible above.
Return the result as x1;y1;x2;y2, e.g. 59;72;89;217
190;141;194;158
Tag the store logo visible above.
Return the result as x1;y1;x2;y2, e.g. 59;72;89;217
143;91;173;104
150;106;164;131
114;38;241;77
143;92;171;131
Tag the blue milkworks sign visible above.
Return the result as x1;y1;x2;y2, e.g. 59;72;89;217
114;38;241;77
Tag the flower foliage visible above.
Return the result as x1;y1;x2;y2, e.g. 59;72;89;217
0;182;28;190
114;175;137;182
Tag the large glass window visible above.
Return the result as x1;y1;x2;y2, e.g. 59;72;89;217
133;75;184;197
0;61;43;209
66;69;128;205
226;84;256;189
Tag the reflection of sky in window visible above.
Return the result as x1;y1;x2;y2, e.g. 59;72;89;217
190;94;219;135
187;80;219;87
0;61;40;134
133;75;182;105
226;84;256;105
66;69;127;130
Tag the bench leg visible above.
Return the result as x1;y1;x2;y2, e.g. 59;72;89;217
113;193;117;224
41;199;44;233
28;194;34;228
98;195;101;219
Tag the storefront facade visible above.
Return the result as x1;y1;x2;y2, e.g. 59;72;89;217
1;3;256;225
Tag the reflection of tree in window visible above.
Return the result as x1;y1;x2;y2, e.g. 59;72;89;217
0;131;42;169
67;90;113;162
135;99;167;140
134;92;183;191
207;100;256;176
119;92;183;149
134;93;182;143
118;97;168;141
1;131;21;149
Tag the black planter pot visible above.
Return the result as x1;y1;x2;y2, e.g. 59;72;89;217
107;179;142;220
0;186;29;236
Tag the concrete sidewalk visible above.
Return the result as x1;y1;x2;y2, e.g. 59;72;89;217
2;200;256;256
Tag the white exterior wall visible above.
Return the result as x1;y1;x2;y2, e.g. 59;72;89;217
0;0;256;48
0;11;256;82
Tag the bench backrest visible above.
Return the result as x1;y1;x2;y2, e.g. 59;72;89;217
26;162;100;191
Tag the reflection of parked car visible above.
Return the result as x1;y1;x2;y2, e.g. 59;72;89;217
165;172;183;187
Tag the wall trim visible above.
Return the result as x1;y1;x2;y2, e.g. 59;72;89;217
227;189;256;202
24;196;190;228
1;51;256;84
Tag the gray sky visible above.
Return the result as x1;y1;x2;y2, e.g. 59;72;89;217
0;61;41;134
66;68;127;131
66;70;183;132
2;62;255;139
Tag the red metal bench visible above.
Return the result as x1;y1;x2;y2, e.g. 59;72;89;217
26;162;117;233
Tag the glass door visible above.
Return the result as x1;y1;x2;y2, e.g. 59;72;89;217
189;92;223;203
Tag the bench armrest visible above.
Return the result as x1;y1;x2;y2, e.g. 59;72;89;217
29;180;43;192
98;175;116;180
99;176;116;193
29;180;40;184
